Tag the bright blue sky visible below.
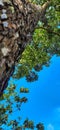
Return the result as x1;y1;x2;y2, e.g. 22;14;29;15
12;55;60;130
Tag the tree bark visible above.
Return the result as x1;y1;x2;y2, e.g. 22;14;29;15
0;0;50;95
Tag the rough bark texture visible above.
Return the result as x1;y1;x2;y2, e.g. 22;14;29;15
0;0;50;95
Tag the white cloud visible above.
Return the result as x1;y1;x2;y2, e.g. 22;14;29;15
54;107;60;119
47;124;54;130
56;107;60;113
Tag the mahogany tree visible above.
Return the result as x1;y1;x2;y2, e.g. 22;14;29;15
0;0;51;94
0;0;60;129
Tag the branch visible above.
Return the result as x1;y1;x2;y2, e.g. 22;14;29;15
41;1;51;15
35;26;60;37
33;1;51;24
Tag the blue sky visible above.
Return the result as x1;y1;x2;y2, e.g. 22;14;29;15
12;55;60;130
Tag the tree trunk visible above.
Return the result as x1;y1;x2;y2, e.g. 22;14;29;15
0;0;50;95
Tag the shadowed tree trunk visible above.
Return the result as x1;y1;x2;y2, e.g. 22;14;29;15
0;0;50;95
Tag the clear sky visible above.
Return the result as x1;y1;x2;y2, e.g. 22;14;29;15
13;55;60;130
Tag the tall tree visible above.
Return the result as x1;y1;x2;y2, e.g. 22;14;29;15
0;0;60;129
0;0;52;94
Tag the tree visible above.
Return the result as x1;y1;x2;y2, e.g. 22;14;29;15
0;0;60;129
13;0;60;81
0;0;54;94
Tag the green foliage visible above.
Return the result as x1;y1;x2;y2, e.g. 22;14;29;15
20;87;29;93
14;0;60;80
23;118;34;129
36;123;44;130
0;83;28;129
0;83;44;129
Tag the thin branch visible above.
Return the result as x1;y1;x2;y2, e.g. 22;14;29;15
41;0;51;15
35;26;60;37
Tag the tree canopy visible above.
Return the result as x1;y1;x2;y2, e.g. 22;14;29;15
14;0;60;81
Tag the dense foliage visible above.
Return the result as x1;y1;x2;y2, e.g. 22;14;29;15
14;0;60;81
0;0;60;129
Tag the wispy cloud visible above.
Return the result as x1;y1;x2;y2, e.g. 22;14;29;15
54;107;60;119
47;124;54;130
56;107;60;113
